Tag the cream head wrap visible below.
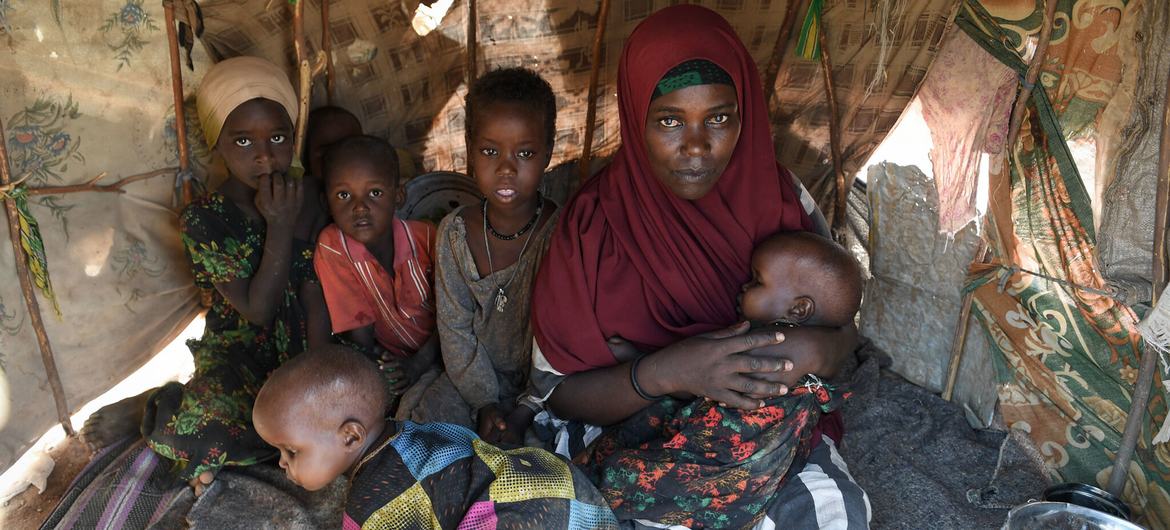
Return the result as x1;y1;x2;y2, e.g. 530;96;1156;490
196;56;298;148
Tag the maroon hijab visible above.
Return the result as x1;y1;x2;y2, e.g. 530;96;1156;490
532;5;812;375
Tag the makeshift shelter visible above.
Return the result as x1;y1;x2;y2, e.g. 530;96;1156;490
0;0;1166;527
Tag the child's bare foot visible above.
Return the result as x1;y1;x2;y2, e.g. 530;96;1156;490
190;470;216;497
79;390;153;454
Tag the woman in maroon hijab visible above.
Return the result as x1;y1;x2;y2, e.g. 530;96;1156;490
526;5;869;529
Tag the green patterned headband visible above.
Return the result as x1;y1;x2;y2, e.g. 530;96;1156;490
652;59;735;101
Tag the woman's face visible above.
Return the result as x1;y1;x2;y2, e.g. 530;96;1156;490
643;84;741;200
215;98;294;189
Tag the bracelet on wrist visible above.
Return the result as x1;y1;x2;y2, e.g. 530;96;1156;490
630;354;665;401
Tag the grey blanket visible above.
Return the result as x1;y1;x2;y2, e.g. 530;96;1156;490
841;346;1050;529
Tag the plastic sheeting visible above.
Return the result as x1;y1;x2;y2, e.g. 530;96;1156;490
773;0;956;221
860;162;997;427
1098;0;1167;308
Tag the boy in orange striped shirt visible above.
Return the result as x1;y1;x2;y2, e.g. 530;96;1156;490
312;135;437;396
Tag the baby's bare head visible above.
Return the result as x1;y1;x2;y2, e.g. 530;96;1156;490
740;232;862;328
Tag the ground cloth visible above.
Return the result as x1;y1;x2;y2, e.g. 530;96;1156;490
841;345;1051;529
38;437;345;530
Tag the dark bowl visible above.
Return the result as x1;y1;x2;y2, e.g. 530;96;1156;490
1043;482;1132;521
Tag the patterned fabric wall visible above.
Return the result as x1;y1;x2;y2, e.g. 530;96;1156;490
0;0;212;470
773;0;955;219
195;0;815;178
984;0;1128;142
957;1;1170;525
195;0;956;198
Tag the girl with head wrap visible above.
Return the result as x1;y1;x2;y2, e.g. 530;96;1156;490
84;56;331;492
529;6;870;528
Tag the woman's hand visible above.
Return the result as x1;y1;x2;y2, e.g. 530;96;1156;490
254;173;303;230
742;323;857;389
547;323;798;424
638;321;793;410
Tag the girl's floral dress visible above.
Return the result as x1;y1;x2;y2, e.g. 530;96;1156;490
143;192;315;480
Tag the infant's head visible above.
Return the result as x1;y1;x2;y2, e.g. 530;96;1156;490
738;231;863;329
253;345;389;491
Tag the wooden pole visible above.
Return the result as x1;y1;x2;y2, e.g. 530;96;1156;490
1108;60;1170;498
943;240;989;401
578;0;612;184
24;168;178;196
466;0;478;84
290;0;311;163
1110;326;1161;496
163;1;192;205
942;291;976;401
1006;0;1057;146
321;0;335;103
763;0;805;104
0;116;74;436
816;27;847;241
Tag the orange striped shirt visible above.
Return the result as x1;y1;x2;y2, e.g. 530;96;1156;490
315;220;436;358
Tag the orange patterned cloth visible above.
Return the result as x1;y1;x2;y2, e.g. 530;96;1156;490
957;2;1168;525
315;220;436;358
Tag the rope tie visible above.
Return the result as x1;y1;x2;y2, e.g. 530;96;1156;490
800;374;827;392
0;172;33;200
172;168;202;206
995;264;1115;298
1017;72;1035;90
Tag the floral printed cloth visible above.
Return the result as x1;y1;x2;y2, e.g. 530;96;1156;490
142;192;315;480
575;377;847;530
